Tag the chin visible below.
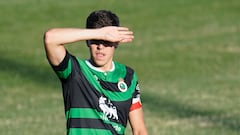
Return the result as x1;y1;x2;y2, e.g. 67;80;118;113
92;60;106;67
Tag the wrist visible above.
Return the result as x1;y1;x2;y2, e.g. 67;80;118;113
87;28;105;40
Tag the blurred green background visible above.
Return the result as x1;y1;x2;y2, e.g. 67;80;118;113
0;0;240;134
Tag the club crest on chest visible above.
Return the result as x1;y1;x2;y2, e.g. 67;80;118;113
117;78;128;92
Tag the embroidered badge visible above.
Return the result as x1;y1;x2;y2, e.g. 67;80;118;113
99;96;119;120
117;78;128;92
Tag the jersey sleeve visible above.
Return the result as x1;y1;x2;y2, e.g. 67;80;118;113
51;51;72;80
130;81;142;112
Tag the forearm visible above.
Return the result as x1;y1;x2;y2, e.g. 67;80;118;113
44;26;133;47
132;128;148;135
43;28;101;66
43;26;133;66
44;28;102;46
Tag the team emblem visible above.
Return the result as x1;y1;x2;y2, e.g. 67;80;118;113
117;78;128;92
99;96;118;120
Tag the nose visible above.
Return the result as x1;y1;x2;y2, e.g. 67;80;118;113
97;44;104;50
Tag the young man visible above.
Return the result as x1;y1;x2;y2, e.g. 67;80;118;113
44;10;148;135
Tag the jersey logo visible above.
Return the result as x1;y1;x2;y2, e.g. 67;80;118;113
117;78;128;92
99;96;119;120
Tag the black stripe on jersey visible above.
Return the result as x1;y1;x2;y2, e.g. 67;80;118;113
99;81;119;92
125;66;134;87
99;66;134;92
67;118;119;135
51;51;70;71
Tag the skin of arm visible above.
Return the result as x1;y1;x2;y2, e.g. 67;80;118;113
44;26;146;134
43;26;134;66
129;108;148;135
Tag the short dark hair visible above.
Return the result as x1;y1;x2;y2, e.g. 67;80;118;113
86;10;119;47
86;10;119;28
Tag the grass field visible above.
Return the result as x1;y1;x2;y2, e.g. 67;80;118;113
1;0;240;134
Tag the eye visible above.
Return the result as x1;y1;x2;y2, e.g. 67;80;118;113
89;40;118;47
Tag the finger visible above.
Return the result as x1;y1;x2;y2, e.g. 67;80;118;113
117;27;130;31
119;37;134;43
119;31;133;35
120;39;133;43
121;34;134;39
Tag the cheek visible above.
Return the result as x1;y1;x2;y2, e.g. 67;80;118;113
89;45;97;52
107;48;115;55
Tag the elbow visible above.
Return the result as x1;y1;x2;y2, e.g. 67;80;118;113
43;28;56;46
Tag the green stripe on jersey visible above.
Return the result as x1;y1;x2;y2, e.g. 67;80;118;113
66;108;126;134
68;128;112;135
76;58;137;101
66;108;100;119
56;59;72;79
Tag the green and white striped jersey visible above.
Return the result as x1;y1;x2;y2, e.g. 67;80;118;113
51;51;142;135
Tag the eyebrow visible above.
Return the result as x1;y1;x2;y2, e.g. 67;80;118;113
89;40;118;46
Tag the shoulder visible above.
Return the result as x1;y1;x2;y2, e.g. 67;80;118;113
114;62;135;73
114;62;138;82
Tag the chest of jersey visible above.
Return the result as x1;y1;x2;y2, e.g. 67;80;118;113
61;58;137;134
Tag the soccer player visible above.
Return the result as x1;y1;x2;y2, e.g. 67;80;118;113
43;10;148;135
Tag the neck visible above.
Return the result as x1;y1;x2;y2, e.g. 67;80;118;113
88;59;114;72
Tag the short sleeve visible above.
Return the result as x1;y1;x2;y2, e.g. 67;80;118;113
130;81;142;111
51;51;72;80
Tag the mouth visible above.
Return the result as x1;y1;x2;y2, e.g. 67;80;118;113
95;52;105;59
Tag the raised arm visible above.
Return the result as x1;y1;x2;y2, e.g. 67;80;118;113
43;26;134;66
